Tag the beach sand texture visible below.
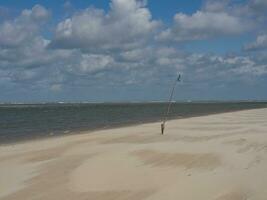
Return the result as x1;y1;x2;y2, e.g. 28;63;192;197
1;108;267;200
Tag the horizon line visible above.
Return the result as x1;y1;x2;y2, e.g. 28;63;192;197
1;100;267;105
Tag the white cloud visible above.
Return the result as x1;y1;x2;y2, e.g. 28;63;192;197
157;10;249;42
0;5;73;91
50;84;62;92
0;5;50;48
156;0;265;42
21;4;50;22
50;0;159;51
79;54;114;73
244;34;267;51
202;0;229;12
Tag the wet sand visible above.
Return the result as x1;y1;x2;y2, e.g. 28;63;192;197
1;108;267;200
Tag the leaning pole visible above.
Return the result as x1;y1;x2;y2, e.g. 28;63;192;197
161;74;181;135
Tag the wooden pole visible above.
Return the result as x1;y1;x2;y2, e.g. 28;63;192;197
161;74;181;135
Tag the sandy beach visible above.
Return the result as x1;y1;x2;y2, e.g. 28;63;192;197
0;108;267;200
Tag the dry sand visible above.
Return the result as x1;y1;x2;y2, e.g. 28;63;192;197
1;108;267;200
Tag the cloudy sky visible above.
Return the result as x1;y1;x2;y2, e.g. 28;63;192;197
0;0;266;102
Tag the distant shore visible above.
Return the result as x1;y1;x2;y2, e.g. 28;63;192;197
1;108;267;199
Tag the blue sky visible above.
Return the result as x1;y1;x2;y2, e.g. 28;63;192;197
0;0;266;102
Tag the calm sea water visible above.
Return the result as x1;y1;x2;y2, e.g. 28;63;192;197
0;102;266;144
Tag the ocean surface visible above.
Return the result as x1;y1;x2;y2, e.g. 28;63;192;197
0;102;267;144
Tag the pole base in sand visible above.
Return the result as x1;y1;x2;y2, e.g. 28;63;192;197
161;123;165;135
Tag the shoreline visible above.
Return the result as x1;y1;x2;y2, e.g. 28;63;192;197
1;106;267;146
1;108;267;199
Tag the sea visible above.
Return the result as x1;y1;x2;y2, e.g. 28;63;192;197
0;102;267;144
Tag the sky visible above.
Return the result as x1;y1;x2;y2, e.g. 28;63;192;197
0;0;267;103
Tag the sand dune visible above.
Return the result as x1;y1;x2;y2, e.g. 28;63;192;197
1;108;267;200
